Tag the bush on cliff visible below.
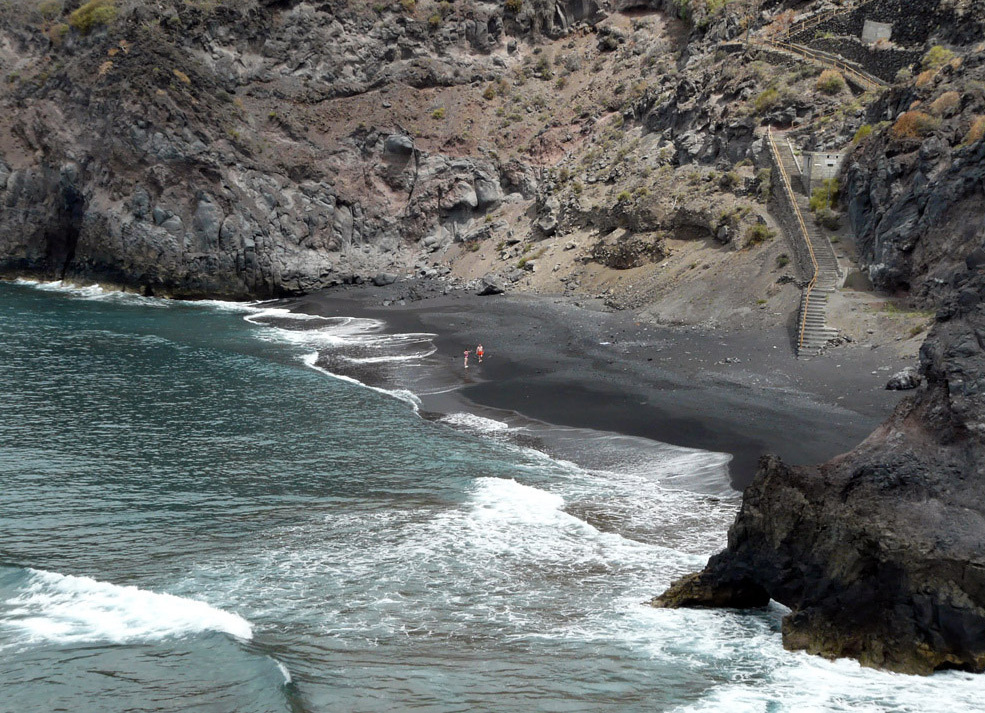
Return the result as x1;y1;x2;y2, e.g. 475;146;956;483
852;124;873;145
891;111;941;141
963;116;985;146
930;91;961;117
753;88;779;115
68;0;116;34
922;45;955;71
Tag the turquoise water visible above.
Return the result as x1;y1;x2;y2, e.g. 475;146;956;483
0;280;980;713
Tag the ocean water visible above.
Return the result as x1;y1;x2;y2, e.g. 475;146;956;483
0;279;980;713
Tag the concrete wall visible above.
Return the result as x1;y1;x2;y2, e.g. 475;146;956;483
861;19;893;44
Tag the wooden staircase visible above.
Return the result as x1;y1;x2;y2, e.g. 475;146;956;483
767;128;842;356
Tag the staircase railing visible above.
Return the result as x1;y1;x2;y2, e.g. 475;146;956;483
767;126;818;353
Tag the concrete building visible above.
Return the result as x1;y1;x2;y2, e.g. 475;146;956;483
803;152;846;193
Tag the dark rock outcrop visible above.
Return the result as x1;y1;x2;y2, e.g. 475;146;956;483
843;46;985;301
655;268;985;675
886;366;922;390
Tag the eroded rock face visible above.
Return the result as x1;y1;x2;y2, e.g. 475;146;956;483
0;1;538;297
655;268;985;675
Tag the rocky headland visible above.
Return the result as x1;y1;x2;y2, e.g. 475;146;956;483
3;0;985;674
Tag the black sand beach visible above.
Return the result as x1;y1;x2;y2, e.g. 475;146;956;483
287;283;911;490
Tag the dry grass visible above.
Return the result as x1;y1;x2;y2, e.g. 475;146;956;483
891;111;940;141
915;69;936;88
963;115;985;146
930;91;961;117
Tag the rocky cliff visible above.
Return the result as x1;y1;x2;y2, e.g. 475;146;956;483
655;262;985;674
0;0;809;305
0;0;603;296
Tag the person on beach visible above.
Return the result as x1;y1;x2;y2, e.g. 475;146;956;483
464;348;471;369
476;344;484;363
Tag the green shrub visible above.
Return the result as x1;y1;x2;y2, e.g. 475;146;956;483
745;223;775;246
616;190;632;203
776;253;790;268
68;0;116;34
431;107;446;120
852;124;873;144
922;45;955;70
753;88;780;115
816;69;846;95
38;0;62;21
809;178;839;213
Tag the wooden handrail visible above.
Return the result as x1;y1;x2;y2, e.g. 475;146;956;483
769;39;885;90
767;127;818;352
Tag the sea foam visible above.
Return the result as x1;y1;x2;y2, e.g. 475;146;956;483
1;568;252;646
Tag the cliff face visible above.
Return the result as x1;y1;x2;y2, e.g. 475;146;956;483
0;0;600;296
843;47;985;303
656;264;985;674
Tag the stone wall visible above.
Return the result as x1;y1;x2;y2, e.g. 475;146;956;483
790;0;985;49
768;148;814;283
810;37;922;83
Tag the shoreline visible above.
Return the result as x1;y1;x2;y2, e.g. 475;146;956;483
284;281;913;491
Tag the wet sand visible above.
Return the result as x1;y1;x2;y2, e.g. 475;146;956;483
286;282;913;490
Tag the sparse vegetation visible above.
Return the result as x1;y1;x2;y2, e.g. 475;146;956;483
431;107;446;120
753;88;780;115
809;178;839;214
755;168;772;202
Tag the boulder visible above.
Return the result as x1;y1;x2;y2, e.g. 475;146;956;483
477;274;505;295
886;366;922;390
